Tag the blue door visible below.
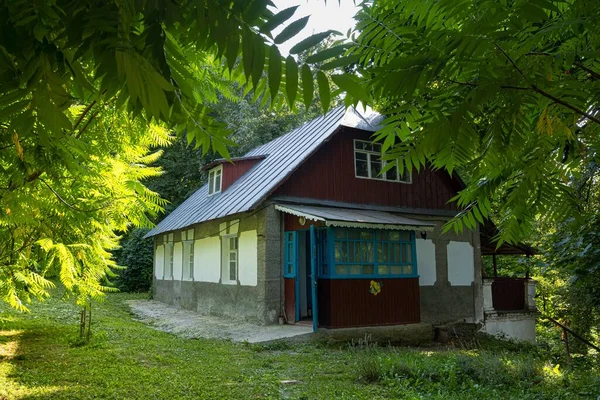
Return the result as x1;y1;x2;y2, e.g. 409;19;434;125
310;225;319;332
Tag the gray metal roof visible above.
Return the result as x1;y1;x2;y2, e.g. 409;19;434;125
146;105;383;238
274;204;436;231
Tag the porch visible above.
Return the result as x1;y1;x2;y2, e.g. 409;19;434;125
480;231;539;342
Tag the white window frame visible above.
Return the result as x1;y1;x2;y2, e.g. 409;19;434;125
353;139;412;184
163;233;174;279
221;234;238;285
208;165;223;196
182;229;194;281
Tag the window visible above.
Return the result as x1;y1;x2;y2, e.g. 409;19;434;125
182;229;194;281
208;165;223;195
163;233;174;279
221;235;238;283
354;140;411;183
328;228;416;278
283;232;297;278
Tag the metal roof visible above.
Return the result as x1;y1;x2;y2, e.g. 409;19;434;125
146;105;384;237
274;204;436;231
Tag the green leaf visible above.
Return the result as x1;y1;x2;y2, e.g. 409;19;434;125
305;45;349;64
290;31;334;54
225;34;239;72
268;45;282;101
274;16;310;45
320;54;360;71
331;74;368;103
251;34;266;88
316;71;330;114
261;6;299;34
285;56;298;107
301;64;314;108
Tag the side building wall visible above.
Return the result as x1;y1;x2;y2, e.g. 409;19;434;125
152;205;282;325
416;216;483;325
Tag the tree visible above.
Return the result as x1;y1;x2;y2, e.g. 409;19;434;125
333;0;600;246
0;0;342;309
115;92;325;292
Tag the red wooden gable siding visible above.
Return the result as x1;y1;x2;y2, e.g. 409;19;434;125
274;127;461;211
222;159;262;192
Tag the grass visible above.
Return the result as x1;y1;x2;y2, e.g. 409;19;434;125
1;292;598;399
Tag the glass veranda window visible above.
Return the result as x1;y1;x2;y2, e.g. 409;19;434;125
331;228;416;278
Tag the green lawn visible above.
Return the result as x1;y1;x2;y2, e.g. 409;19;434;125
1;292;598;400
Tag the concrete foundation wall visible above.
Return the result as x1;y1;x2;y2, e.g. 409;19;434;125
416;217;483;325
484;312;537;343
153;205;282;325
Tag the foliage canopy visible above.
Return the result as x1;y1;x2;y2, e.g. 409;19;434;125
338;0;600;245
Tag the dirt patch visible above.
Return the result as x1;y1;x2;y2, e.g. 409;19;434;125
126;300;312;343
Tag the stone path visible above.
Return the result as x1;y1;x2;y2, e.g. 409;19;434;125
127;300;313;343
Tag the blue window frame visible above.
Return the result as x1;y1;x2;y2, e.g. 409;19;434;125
321;227;418;279
283;231;297;278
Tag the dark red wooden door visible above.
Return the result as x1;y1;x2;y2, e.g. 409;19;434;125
284;277;295;323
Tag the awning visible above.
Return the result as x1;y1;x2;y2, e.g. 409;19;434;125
275;204;436;231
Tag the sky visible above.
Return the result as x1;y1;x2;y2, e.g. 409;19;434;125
271;0;362;55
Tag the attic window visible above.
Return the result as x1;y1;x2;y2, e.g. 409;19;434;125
208;165;223;195
354;140;411;183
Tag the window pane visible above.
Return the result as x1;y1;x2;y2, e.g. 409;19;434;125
208;176;214;195
402;265;413;275
349;265;361;275
335;229;347;239
386;165;398;181
378;265;389;275
390;266;402;275
404;243;412;263
378;242;389;262
340;241;348;262
335;265;347;275
399;168;410;182
361;242;374;262
363;265;374;275
399;231;411;241
389;231;400;241
355;159;368;177
360;231;373;240
391;243;400;263
229;262;236;280
355;152;367;161
322;263;328;274
372;142;382;152
347;229;359;239
215;173;221;192
334;242;341;262
230;252;236;261
370;159;382;178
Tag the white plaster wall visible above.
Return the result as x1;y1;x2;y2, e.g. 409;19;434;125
173;242;183;280
485;316;537;343
154;245;164;279
416;238;436;286
447;241;474;286
194;237;221;283
238;230;258;286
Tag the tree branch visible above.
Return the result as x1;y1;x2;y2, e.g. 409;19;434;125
496;44;600;126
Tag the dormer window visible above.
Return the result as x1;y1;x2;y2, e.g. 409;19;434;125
354;140;411;183
208;165;223;195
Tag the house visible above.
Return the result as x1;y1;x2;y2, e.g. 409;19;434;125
145;106;538;341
